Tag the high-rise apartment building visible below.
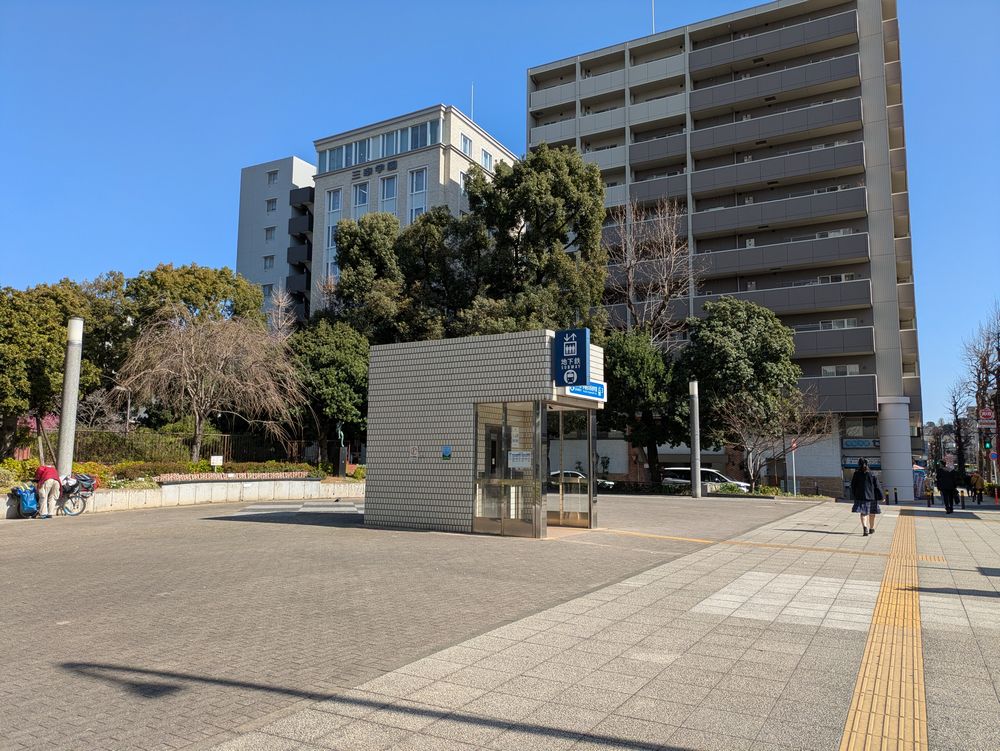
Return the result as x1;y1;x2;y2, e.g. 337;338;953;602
527;0;921;497
235;157;316;319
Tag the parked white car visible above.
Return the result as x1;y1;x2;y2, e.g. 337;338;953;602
660;467;751;493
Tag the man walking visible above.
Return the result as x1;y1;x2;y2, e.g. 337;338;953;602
971;470;986;505
34;463;61;519
936;461;958;515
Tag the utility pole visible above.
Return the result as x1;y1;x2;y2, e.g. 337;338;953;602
690;380;701;499
56;317;84;476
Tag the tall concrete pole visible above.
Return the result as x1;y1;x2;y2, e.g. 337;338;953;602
690;380;701;499
56;317;84;476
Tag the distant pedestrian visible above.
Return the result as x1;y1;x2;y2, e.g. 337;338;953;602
936;462;958;514
34;463;60;519
850;458;882;536
971;470;986;505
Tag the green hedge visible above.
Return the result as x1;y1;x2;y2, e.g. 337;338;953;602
2;458;326;485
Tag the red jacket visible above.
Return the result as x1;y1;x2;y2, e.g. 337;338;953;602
35;465;59;485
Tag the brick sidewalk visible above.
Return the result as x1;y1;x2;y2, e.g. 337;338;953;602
214;503;1000;751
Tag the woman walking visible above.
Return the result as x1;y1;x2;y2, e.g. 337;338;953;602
850;458;882;537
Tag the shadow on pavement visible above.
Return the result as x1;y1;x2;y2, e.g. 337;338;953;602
773;528;855;535
908;586;1000;599
204;512;364;527
60;662;694;750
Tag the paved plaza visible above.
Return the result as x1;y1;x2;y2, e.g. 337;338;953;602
2;496;999;750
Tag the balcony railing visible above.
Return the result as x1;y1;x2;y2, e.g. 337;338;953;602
700;232;869;279
691;185;867;237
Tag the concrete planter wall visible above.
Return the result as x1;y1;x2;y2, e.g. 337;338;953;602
4;480;365;519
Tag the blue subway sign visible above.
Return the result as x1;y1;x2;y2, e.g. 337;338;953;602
552;328;590;387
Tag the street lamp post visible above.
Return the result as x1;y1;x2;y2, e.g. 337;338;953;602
690;380;701;499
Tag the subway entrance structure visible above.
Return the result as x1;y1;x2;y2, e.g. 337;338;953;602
365;330;606;538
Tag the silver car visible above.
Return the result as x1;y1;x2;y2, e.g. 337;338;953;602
660;467;751;492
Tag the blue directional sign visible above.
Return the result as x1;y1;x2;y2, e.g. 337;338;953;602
552;328;590;387
567;381;606;401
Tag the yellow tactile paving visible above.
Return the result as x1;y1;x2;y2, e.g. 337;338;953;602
839;512;928;751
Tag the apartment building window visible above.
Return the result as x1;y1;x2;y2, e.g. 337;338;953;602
265;198;277;213
460;172;468;196
481;149;493;170
326;188;342;262
821;364;861;377
844;417;878;438
267;170;278;185
821;318;859;330
818;272;856;284
380;176;397;214
461;134;472;156
317;119;442;172
408;168;426;223
262;284;273;299
382;131;399;157
353;182;369;218
263;255;275;270
264;226;276;242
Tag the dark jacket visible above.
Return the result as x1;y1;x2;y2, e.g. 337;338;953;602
850;468;878;502
936;467;958;493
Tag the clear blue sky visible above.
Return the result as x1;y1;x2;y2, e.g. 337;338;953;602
2;0;997;423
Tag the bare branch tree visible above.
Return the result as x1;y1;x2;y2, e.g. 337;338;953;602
267;287;298;341
716;388;835;492
116;307;304;461
76;388;124;430
604;198;703;351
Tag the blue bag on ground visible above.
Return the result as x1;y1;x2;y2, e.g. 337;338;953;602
14;485;38;517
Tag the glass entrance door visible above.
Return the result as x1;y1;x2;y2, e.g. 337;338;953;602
545;407;595;528
473;402;541;537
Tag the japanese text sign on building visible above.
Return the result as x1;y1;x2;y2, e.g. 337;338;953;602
552;328;590;387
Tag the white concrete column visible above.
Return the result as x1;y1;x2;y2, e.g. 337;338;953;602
878;396;912;501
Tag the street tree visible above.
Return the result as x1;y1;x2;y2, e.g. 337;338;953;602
716;387;834;491
128;263;264;323
116;308;303;461
290;319;369;466
668;298;801;452
604;198;702;351
602;328;671;484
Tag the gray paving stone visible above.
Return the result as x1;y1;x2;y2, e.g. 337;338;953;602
755;717;843;751
212;733;303;751
616;696;694;727
681;706;766;740
666;727;755;751
702;687;778;718
316;719;411;751
258;709;352;742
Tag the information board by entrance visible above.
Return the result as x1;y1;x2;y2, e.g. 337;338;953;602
552;328;590;387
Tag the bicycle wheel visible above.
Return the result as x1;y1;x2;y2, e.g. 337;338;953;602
62;493;86;516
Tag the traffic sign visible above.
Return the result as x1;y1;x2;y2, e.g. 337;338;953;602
980;420;997;430
552;328;590;387
980;407;995;421
992;451;999;461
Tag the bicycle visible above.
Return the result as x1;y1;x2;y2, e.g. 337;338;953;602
60;473;96;516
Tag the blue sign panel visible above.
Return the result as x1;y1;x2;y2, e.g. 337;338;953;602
552;328;590;387
567;381;606;401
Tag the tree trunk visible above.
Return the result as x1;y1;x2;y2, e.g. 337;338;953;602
35;416;46;465
191;412;203;462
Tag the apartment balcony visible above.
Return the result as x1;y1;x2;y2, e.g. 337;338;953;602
529;80;577;111
629;173;687;204
629;54;685;87
602;214;690;247
292;302;309;322
696;278;872;317
794;326;875;359
892;190;910;236
911;435;925;453
890;147;906;175
289;186;314;208
883;17;899;46
900;328;918;357
897;281;915;314
630;133;687;166
799;374;878;413
579;68;626;99
689;10;858;74
885;60;901;87
689;54;860;115
288;214;313;237
578;107;626;137
894;236;911;264
692;186;867;237
690;97;862;157
629;92;686;127
529;118;577;146
287;243;311;268
604;184;628;207
701;232;870;279
285;272;311;296
691;142;865;197
582;145;627;172
887;103;903;131
887;103;905;149
903;375;922;413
